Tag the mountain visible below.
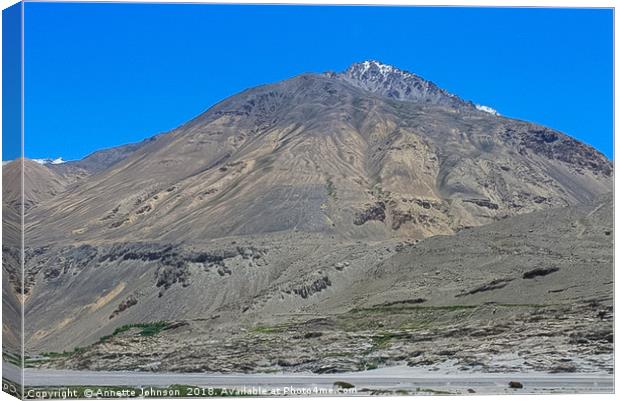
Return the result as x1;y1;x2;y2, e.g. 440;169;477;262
3;159;70;244
25;61;611;246
5;61;612;374
3;159;69;210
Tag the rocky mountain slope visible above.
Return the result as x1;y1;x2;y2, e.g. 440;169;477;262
2;61;612;374
36;194;613;375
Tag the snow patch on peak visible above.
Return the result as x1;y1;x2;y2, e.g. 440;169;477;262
475;104;500;116
339;61;476;111
365;60;395;74
352;60;406;78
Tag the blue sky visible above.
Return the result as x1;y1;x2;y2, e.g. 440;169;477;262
10;4;615;160
2;2;21;161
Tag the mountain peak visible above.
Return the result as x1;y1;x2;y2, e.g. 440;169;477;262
346;60;402;77
337;60;473;110
346;60;413;77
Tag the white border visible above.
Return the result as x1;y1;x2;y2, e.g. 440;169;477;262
0;2;616;401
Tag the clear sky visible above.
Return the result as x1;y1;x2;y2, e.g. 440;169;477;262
12;4;614;160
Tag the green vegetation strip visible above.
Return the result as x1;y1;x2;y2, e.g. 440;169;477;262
41;321;171;360
2;352;21;366
41;349;86;359
101;321;170;341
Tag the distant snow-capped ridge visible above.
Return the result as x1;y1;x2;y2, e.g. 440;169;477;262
33;157;66;165
2;158;66;165
475;104;500;116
